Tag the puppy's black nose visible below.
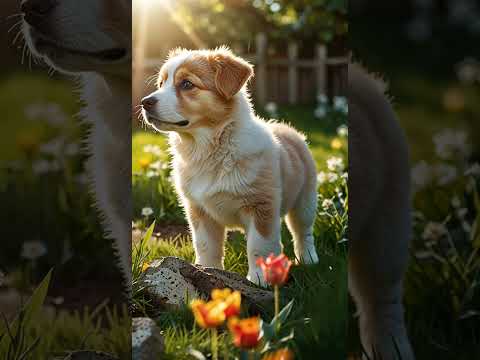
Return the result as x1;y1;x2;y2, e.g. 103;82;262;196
22;0;57;27
141;96;158;112
21;0;57;15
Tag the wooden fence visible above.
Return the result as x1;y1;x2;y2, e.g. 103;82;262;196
134;33;349;106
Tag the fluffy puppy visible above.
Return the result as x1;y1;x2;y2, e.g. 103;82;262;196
141;48;319;284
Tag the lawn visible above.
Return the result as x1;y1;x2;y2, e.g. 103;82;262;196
132;102;349;359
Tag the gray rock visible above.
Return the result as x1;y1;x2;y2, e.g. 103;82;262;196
132;317;164;360
58;351;118;360
143;257;273;314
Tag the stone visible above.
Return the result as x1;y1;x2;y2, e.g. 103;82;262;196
143;257;273;314
132;317;164;360
59;351;118;360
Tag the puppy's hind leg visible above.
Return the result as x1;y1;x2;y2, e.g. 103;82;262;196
285;188;319;264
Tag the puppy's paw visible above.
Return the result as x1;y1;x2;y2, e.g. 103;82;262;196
296;247;319;265
195;258;224;269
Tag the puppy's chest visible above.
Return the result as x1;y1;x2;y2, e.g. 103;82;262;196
179;165;251;223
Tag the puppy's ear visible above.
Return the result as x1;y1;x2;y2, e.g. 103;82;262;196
211;50;254;99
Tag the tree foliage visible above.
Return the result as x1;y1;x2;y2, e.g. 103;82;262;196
173;0;347;48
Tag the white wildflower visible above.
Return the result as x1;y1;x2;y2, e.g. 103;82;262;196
333;96;348;113
451;196;461;208
321;199;334;211
39;137;65;157
142;207;154;217
317;171;327;185
150;161;168;171
337;125;348;137
455;57;479;84
465;163;480;177
21;241;47;260
143;144;162;156
32;159;60;174
314;106;327;119
411;161;432;189
327;172;339;183
24;102;67;125
317;93;328;104
264;102;278;116
433;129;470;160
434;163;457;185
327;156;344;172
422;222;447;241
145;170;157;178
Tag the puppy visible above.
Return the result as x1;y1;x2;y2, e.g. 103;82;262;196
349;63;415;359
141;48;319;284
21;0;132;288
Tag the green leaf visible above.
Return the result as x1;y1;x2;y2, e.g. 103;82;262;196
261;320;275;342
270;299;294;328
0;269;52;353
278;329;295;344
143;221;156;242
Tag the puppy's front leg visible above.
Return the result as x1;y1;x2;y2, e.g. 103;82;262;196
244;214;282;286
186;201;225;268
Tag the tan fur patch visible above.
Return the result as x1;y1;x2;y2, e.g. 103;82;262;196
241;163;277;238
170;58;236;130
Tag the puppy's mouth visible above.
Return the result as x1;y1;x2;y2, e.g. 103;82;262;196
143;112;190;128
31;30;128;62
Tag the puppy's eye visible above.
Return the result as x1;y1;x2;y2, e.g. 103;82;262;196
159;80;164;88
179;80;194;90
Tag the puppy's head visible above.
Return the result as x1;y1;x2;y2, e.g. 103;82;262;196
141;47;253;133
21;0;131;77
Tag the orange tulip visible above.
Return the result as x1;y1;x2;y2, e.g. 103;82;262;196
190;299;227;328
262;348;294;360
211;288;241;318
228;317;262;349
256;253;292;286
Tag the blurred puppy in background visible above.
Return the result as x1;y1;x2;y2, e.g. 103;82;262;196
349;63;415;359
21;0;132;288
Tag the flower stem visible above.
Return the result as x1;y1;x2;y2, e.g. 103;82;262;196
211;327;218;360
249;349;254;360
274;285;280;318
274;284;280;333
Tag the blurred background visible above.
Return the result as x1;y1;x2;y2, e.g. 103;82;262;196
0;0;129;358
351;0;480;358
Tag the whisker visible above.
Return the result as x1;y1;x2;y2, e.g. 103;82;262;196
12;28;24;45
6;13;23;20
7;20;23;33
21;42;27;64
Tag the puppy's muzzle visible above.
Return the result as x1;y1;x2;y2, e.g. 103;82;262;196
141;96;190;127
22;0;57;28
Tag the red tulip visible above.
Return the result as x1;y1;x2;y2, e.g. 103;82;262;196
256;253;292;286
228;317;262;349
